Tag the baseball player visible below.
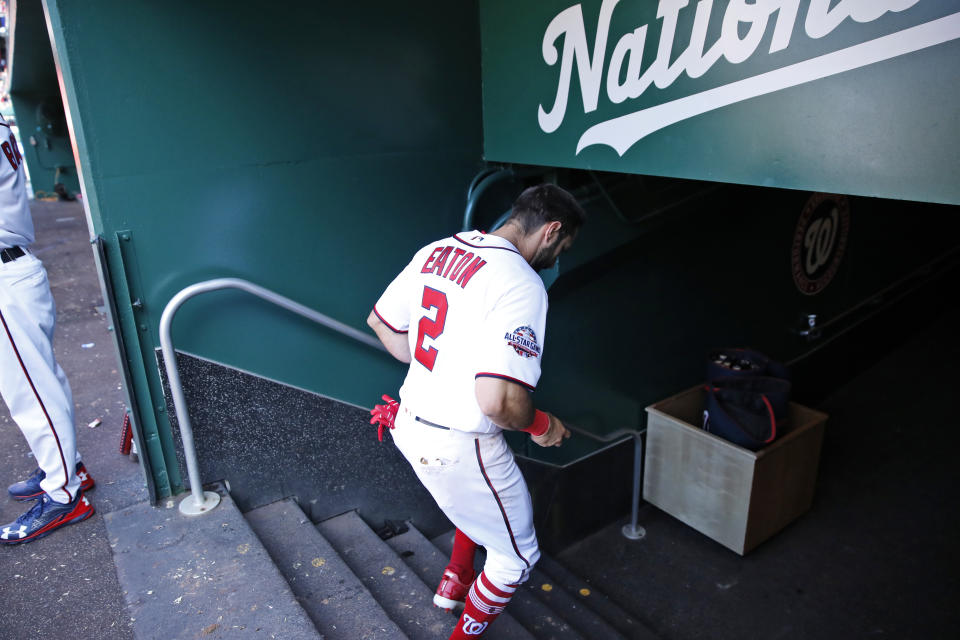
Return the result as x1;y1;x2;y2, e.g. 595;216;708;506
368;183;585;639
0;112;94;545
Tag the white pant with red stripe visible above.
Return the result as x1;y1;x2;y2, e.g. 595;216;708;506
0;251;80;504
392;406;540;587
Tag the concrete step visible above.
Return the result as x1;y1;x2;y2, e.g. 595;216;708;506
384;523;535;640
519;564;628;640
104;486;319;640
244;498;405;640
316;511;455;640
534;553;658;640
431;530;586;640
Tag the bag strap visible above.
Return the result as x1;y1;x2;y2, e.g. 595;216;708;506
706;385;777;446
760;394;777;444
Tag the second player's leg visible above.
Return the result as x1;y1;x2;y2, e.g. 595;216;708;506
0;256;80;503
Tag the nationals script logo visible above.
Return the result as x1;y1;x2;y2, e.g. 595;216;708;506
538;0;960;155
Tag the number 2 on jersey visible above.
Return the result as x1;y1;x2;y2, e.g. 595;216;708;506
415;286;447;371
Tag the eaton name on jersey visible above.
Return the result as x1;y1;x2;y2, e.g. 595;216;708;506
420;245;487;289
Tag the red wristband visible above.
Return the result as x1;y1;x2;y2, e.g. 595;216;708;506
521;410;549;437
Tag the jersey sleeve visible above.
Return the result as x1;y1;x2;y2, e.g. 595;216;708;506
373;252;423;334
474;279;548;391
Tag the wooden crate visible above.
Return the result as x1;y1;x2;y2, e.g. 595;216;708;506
643;385;827;555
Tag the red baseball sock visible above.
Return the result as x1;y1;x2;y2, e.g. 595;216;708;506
447;528;478;582
448;571;516;639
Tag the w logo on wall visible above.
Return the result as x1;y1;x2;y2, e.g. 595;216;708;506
791;193;850;295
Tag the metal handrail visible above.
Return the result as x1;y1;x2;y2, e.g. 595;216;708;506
159;278;386;515
159;277;647;536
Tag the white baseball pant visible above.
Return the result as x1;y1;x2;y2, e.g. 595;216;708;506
392;405;540;587
0;251;80;504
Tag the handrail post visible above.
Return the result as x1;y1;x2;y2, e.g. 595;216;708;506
160;282;223;516
158;278;387;516
621;431;647;540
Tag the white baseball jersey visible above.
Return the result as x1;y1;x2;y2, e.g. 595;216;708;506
374;230;548;434
0;114;34;249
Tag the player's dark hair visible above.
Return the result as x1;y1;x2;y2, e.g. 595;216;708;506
507;184;587;239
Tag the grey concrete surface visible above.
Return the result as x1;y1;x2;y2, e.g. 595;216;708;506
246;498;403;639
317;511;454;640
0;199;147;640
106;488;320;640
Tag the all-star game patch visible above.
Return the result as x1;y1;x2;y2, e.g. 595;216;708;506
505;326;541;358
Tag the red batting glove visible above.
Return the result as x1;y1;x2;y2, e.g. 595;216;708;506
370;394;399;442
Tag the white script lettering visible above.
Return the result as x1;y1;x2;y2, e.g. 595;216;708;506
537;0;949;155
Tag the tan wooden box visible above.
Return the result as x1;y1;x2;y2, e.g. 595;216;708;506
643;385;827;555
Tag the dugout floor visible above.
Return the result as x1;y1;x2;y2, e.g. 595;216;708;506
559;303;960;639
1;199;957;639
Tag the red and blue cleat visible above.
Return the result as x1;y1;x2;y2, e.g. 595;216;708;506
0;491;95;544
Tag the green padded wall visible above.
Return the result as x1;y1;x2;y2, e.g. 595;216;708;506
43;1;484;496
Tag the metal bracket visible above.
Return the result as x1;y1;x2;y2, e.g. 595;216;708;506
92;235;157;500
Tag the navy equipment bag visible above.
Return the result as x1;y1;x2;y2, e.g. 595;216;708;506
707;348;791;381
703;349;791;451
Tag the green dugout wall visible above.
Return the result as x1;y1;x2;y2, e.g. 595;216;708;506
9;1;960;539
35;1;484;500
